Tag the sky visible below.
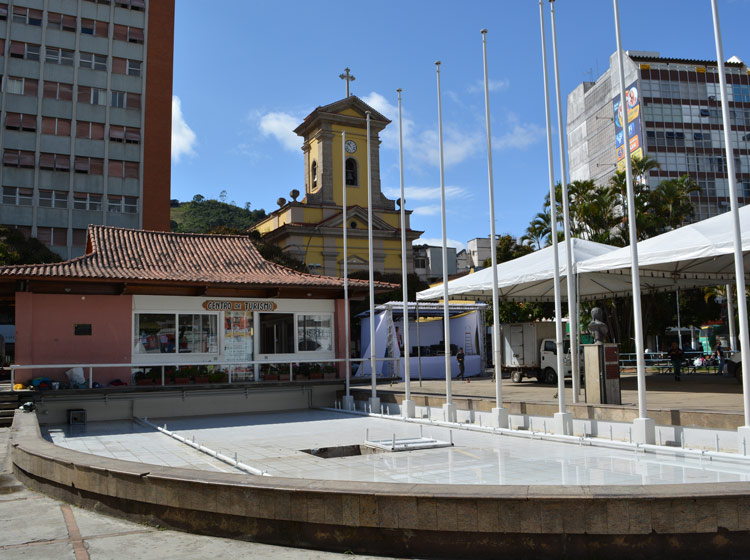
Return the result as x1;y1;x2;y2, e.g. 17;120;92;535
170;0;749;251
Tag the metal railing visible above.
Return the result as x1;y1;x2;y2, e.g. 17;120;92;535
10;356;403;390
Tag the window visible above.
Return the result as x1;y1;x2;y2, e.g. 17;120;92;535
41;117;71;136
110;126;140;143
311;160;318;189
112;59;143;77
47;12;77;32
43;81;74;101
12;6;42;26
10;42;40;61
2;187;33;206
72;228;87;246
73;192;102;211
39;153;71;171
110;90;125;108
297;315;333;352
80;52;107;71
123;196;137;213
6;77;38;97
80;19;108;37
6;113;37;132
115;0;145;12
77;121;105;140
134;313;219;355
0;4;7;21
78;86;107;105
127;60;141;77
39;191;69;209
74;157;104;175
3;150;35;168
345;158;358;186
46;46;75;66
107;195;122;212
259;313;295;354
126;92;141;110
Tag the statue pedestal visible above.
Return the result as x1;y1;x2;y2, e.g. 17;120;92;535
583;343;621;405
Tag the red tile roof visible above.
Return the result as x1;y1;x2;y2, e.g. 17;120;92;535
0;226;393;292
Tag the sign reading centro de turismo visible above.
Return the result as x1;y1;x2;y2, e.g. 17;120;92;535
202;300;278;312
613;80;643;171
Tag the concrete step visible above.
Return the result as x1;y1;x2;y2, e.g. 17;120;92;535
0;473;23;494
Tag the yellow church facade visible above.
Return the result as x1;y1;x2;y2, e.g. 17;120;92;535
252;96;422;277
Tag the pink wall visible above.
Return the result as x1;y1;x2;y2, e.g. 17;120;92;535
15;293;132;386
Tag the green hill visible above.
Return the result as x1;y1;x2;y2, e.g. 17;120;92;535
170;195;267;234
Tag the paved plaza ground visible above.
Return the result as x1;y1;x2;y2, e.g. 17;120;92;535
367;370;745;414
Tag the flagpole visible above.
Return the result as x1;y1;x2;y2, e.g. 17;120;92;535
436;61;456;423
613;0;654;444
710;0;750;436
549;0;580;405
539;0;568;435
481;29;508;429
397;89;415;418
366;111;379;413
341;130;354;411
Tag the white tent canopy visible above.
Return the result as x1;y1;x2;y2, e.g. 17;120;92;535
577;204;750;285
416;238;619;303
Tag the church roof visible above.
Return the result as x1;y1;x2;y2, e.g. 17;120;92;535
0;225;392;293
294;96;390;137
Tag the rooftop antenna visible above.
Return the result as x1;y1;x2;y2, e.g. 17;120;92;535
339;67;356;97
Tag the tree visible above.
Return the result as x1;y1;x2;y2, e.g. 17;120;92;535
482;234;534;268
171;196;266;233
648;175;700;230
0;227;61;266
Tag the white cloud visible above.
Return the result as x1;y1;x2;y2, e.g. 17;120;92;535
382;185;468;201
492;113;545;150
363;90;478;168
171;96;197;162
258;111;301;152
467;78;510;94
412;205;441;216
413;237;467;251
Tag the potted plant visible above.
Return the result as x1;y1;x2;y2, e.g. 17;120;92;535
324;363;336;379
194;366;210;384
133;370;151;386
174;365;193;384
263;365;278;381
208;369;228;384
309;363;323;380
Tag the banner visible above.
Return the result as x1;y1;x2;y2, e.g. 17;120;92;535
614;81;643;171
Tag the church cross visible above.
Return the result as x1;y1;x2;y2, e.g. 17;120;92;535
339;67;356;97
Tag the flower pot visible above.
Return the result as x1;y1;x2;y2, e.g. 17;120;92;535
194;376;210;384
174;377;190;384
310;372;323;380
136;379;153;386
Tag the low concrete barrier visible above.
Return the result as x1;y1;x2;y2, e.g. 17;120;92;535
10;410;750;559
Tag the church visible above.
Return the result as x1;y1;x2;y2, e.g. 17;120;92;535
251;92;422;277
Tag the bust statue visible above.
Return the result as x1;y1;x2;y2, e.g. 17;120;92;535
588;307;608;343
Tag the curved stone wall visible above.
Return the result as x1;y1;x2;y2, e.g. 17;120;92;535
10;410;750;559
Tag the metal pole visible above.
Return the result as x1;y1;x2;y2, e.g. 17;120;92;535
435;61;454;417
676;290;682;349
481;29;504;414
416;300;423;387
549;0;579;404
613;0;649;424
539;0;566;415
397;89;412;408
366;111;377;404
342;131;351;401
726;284;738;352
711;0;750;426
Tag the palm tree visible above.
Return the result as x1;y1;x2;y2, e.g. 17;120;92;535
649;175;700;230
522;211;551;249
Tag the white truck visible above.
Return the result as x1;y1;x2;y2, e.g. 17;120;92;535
500;322;572;384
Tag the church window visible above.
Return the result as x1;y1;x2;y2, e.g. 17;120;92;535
345;158;358;186
311;160;318;190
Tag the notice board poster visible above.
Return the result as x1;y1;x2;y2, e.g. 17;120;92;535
614;80;643;172
225;311;253;374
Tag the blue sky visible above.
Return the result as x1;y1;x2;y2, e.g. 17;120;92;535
170;0;749;250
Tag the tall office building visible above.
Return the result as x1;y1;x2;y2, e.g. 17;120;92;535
0;0;174;258
567;50;750;222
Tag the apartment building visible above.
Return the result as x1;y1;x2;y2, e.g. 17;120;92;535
567;50;750;222
0;0;173;258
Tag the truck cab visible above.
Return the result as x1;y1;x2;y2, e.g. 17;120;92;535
539;339;572;383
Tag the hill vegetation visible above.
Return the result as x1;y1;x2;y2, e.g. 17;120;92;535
170;193;267;234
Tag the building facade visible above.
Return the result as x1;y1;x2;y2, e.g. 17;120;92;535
412;244;457;284
252;96;422;277
568;50;750;222
0;0;173;258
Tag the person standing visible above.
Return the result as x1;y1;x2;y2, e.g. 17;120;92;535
668;341;684;382
715;342;726;376
456;347;465;381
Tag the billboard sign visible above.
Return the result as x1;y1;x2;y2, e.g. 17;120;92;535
614;81;643;171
